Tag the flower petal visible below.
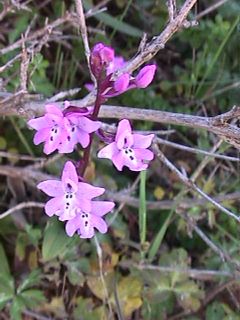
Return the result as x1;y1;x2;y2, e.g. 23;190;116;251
133;134;154;148
134;148;154;161
37;180;64;197
43;138;60;155
112;152;125;171
116;119;132;141
61;161;78;188
76;129;90;148
97;142;118;159
45;197;63;216
114;73;130;92
117;131;134;149
135;65;156;88
91;215;108;234
28;116;51;130
45;104;63;117
33;128;50;145
107;56;125;74
77;183;105;199
91;201;115;217
80;225;95;239
77;116;101;133
65;217;79;237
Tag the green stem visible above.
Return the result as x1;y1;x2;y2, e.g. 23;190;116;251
139;170;147;259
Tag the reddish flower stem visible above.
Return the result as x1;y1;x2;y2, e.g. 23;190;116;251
78;80;103;177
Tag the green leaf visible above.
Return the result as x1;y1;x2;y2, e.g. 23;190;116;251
66;262;85;286
206;302;226;320
73;297;104;320
15;233;29;261
148;210;174;261
83;0;142;37
9;296;25;320
17;269;42;293
0;275;15;297
20;289;46;308
0;242;10;276
42;218;73;262
0;294;12;311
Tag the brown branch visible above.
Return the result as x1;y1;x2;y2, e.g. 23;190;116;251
107;190;240;211
153;144;240;222
0;202;45;220
120;261;240;281
2;98;240;150
74;0;92;78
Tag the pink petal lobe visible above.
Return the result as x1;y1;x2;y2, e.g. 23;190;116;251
135;65;156;88
61;161;78;187
114;73;130;92
33;128;50;145
45;197;63;216
37;180;63;197
76;129;90;148
133;133;154;148
78;183;105;199
80;225;95;239
45;104;63;116
97;142;118;159
134;148;154;161
107;56;125;74
117;131;134;149
91;201;115;217
28;116;50;130
112;152;124;171
43;134;62;155
77;117;101;133
116;119;132;142
65;217;79;237
91;215;108;234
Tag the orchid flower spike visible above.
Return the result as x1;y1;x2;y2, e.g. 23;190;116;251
98;119;154;171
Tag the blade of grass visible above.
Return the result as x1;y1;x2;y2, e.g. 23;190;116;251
148;190;185;262
195;16;239;98
10;117;34;156
139;170;147;259
110;0;133;41
83;0;142;38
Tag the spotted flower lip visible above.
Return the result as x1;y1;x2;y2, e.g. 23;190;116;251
65;200;115;239
28;103;101;154
37;161;105;221
97;119;154;171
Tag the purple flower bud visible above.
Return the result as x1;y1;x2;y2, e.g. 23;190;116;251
135;65;156;88
113;73;130;92
90;43;115;79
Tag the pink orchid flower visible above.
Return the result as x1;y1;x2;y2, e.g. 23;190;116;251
28;103;101;154
98;119;154;171
65;200;115;239
37;161;106;221
28;104;68;155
